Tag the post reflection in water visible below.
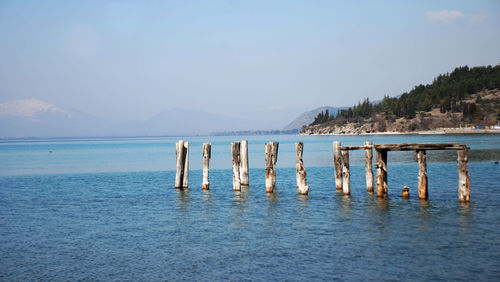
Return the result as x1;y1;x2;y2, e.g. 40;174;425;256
340;195;353;219
295;194;309;228
232;185;250;228
458;202;474;232
202;189;212;204
417;199;432;232
175;188;190;212
174;189;191;229
369;197;391;230
297;193;309;210
201;189;213;221
266;189;279;219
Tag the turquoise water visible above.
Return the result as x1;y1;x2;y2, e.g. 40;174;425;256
1;134;500;280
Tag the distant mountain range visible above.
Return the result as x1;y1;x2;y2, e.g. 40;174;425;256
0;99;251;138
282;106;346;130
0;99;351;138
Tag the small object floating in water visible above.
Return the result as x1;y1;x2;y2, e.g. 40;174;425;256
49;150;53;153
402;186;410;199
495;161;499;164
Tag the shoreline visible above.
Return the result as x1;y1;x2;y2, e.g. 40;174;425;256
300;128;500;136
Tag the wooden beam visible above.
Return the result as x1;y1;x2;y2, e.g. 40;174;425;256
341;145;374;150
374;143;467;151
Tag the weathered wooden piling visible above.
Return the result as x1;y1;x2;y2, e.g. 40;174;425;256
202;143;211;190
375;149;388;198
182;142;189;188
457;148;471;202
231;142;241;191
402;185;410;199
240;140;249;186
341;149;350;195
364;141;374;192
416;150;428;199
265;142;279;193
295;142;309;195
175;140;184;188
333;141;342;190
175;140;189;189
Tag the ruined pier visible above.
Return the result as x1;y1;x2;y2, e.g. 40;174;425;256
173;140;471;202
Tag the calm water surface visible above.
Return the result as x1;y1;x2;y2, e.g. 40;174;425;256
1;134;500;280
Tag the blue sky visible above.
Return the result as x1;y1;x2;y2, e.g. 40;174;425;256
1;0;499;128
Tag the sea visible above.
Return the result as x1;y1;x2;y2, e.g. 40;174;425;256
1;134;500;281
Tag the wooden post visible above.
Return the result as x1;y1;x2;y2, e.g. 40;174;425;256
265;142;279;193
364;141;374;192
416;150;428;199
182;142;189;189
231;142;241;191
457;148;471;202
202;143;211;190
402;186;410;199
175;140;185;189
333;141;342;190
240;140;249;186
341;149;350;195
375;149;388;197
295;142;309;195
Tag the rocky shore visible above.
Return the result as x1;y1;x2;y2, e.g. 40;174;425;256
301;118;500;135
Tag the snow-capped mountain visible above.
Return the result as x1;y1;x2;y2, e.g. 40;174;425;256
0;99;71;119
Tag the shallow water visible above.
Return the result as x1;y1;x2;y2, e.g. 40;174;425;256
1;135;500;280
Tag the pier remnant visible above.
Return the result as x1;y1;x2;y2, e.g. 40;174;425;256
202;143;211;190
231;142;241;191
371;143;470;202
333;141;342;190
336;143;375;195
341;149;350;195
458;148;470;202
175;140;189;189
182;142;189;188
375;149;388;198
364;141;374;192
265;142;279;193
240;140;249;186
295;142;309;195
402;185;410;198
416;150;428;199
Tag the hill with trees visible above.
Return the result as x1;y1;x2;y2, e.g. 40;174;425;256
303;64;500;134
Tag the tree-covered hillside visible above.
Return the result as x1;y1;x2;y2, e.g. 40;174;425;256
310;64;500;126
